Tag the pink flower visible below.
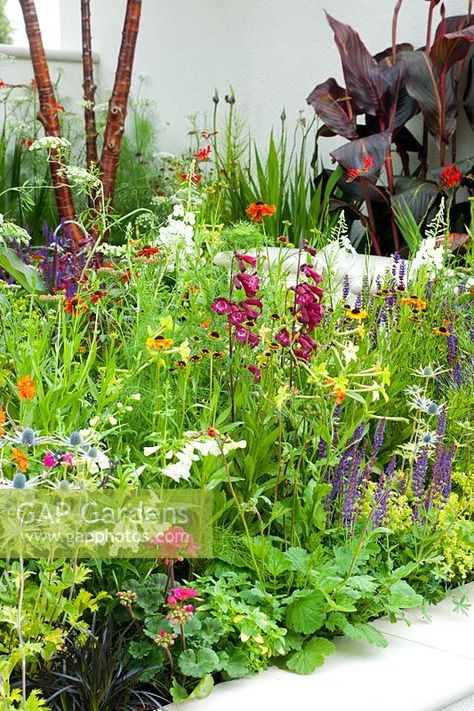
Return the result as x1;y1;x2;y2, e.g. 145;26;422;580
228;309;246;326
300;264;322;282
43;452;56;468
61;452;74;467
303;240;317;256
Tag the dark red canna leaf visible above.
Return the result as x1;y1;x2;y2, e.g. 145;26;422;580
430;26;474;74
391;177;440;222
464;54;474;128
401;50;457;143
434;14;474;40
307;78;357;139
330;130;392;180
325;13;389;115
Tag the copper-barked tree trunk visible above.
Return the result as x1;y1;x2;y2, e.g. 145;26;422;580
18;0;143;238
100;0;142;204
18;0;83;244
81;0;98;169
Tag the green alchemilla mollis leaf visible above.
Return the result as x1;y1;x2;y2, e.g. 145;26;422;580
178;648;220;678
285;590;327;634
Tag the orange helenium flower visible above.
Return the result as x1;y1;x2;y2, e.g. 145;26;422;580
17;376;36;400
12;447;29;472
401;297;427;312
246;202;276;223
0;406;6;436
64;296;88;316
147;336;174;351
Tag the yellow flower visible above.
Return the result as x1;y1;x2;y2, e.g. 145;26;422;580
345;308;368;320
147;337;174;351
176;339;191;360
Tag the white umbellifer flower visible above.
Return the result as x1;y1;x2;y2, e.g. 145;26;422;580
63;165;100;188
28;136;71;151
0;218;31;247
172;204;185;218
153;204;197;268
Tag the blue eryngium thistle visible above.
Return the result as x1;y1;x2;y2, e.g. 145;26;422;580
12;472;27;489
68;431;83;446
20;428;37;446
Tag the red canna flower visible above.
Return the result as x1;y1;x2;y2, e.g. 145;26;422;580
440;164;462;189
245;202;276;223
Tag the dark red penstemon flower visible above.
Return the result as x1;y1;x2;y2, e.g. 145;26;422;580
440;164;462;189
248;364;261;382
300;263;322;282
211;297;232;315
234;271;261;298
236;252;257;270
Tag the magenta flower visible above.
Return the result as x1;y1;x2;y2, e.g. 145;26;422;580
248;364;261;382
303;240;317;256
234;272;261;298
275;328;291;347
211;297;231;315
228;309;246;326
43;452;56;468
61;452;74;467
236;253;257;269
300;263;322;282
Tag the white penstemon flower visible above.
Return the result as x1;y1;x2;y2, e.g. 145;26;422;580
144;430;247;483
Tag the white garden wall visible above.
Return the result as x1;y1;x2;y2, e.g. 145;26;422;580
57;0;472;161
2;0;472;162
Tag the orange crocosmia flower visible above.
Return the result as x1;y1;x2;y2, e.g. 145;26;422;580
17;376;37;400
0;406;6;436
246;202;277;223
200;319;211;329
12;447;29;472
335;388;347;405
